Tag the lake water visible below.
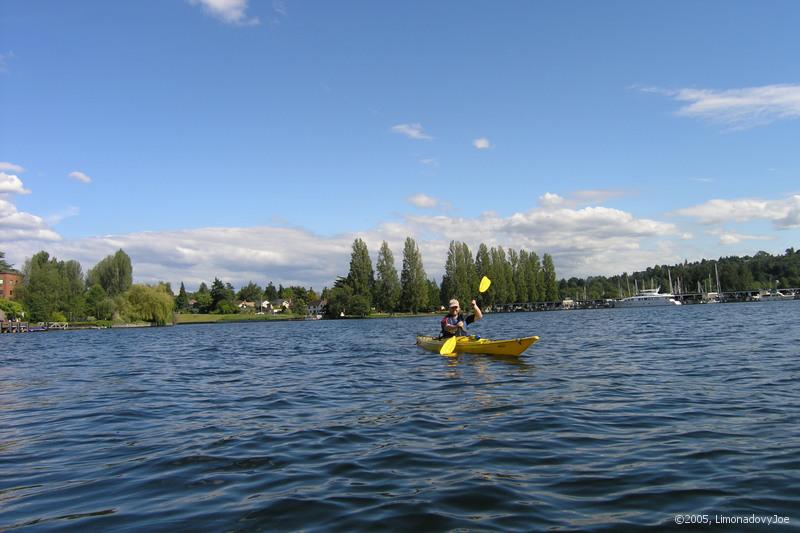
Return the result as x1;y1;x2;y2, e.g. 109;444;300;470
2;301;799;531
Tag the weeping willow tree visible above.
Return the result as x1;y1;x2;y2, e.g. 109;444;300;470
123;284;175;325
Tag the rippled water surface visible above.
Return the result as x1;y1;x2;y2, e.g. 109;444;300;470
2;302;799;531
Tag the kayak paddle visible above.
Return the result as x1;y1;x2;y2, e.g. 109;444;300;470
439;276;492;356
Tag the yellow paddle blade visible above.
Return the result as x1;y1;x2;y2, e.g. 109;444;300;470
479;276;491;293
439;336;458;355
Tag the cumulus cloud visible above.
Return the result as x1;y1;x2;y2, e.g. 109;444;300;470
0;173;62;242
675;195;800;229
0;162;25;173
390;123;433;140
644;84;800;128
407;193;438;208
0;198;61;242
539;190;626;208
472;137;491;150
711;230;774;246
1;196;690;289
0;172;31;195
538;192;565;208
69;171;92;184
190;0;259;25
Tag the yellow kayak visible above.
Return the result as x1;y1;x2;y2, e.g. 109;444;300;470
416;335;540;356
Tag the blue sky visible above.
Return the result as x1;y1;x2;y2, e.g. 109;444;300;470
1;1;799;289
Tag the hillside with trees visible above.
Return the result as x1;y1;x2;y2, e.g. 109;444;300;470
559;248;800;300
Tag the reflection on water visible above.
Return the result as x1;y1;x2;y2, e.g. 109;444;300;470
1;302;799;530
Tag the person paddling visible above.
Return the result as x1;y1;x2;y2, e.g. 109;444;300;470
441;298;483;338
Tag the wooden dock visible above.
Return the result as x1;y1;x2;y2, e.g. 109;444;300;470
1;321;29;333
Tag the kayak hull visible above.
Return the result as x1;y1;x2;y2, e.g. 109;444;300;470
416;335;540;356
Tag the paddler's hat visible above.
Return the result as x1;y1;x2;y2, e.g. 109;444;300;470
448;299;459;308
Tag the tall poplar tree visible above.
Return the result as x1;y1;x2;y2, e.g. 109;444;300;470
400;237;427;312
542;253;559;301
527;251;542;302
475;243;493;307
514;250;529;304
374;241;400;312
441;241;477;307
346;238;374;309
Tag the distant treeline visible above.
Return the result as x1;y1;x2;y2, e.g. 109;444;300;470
329;237;559;316
560;248;800;300
1;240;561;322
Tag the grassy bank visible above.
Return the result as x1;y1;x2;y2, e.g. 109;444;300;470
174;313;303;325
174;311;442;325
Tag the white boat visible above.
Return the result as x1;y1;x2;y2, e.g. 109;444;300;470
614;288;681;308
758;291;792;301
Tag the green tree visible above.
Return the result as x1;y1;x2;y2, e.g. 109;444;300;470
441;241;477;308
526;252;542;302
427;278;440;311
210;278;235;313
542;253;559;301
264;282;278;301
0;251;12;271
514;250;529;304
325;282;353;318
290;295;308;315
194;282;212;313
237;281;263;303
86;249;132;297
475;243;493;307
175;282;189;311
60;260;86;321
349;294;370;317
0;298;25;319
400;237;428;312
347;238;374;310
124;284;175;325
374;241;400;312
19;251;62;321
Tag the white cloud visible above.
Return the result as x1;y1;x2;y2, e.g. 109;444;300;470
46;206;81;225
708;228;775;246
473;137;491;150
538;192;565;208
419;157;439;167
190;0;259;25
390;123;433;140
0;172;63;242
1;197;690;289
646;84;800;128
0;172;31;195
539;190;626;208
0;198;61;242
69;171;92;184
407;193;438;208
0;162;25;173
675;195;800;229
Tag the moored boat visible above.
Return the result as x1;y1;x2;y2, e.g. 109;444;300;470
416;335;540;356
614;288;681;308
